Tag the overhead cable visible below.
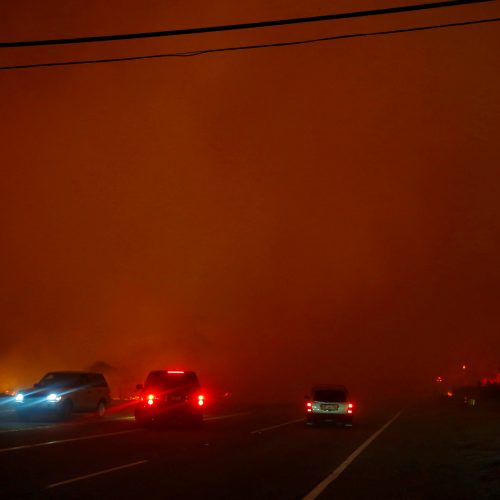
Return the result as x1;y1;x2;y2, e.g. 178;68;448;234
1;16;498;71
0;0;495;48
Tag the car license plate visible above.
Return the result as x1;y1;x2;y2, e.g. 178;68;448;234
321;404;338;411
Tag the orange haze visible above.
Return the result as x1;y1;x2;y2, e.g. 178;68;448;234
1;1;500;402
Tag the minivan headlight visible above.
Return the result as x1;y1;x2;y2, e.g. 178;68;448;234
47;393;61;402
15;393;24;402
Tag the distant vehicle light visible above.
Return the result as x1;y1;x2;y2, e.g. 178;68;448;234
197;395;204;407
167;371;184;374
447;391;453;397
15;393;24;402
436;376;443;383
46;393;61;402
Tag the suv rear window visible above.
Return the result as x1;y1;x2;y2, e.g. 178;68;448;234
144;371;199;390
313;390;347;402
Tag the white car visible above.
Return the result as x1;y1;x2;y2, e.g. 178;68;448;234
305;384;354;426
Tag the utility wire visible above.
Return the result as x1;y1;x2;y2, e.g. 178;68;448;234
1;17;498;71
0;0;495;48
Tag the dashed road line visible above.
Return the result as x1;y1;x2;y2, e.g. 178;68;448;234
0;429;141;453
251;417;305;434
205;412;249;421
0;412;250;453
45;460;149;489
0;425;56;434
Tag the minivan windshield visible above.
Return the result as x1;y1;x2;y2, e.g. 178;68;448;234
39;372;82;388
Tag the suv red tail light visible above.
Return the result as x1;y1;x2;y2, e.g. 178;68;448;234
197;395;204;407
306;402;312;413
347;402;353;414
146;394;156;405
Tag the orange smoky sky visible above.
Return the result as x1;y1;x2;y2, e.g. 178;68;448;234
1;1;499;400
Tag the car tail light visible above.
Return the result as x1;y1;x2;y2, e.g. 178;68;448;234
306;402;312;413
168;370;184;374
347;402;353;414
197;395;204;407
147;394;155;406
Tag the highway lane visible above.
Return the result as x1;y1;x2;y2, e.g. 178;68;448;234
0;400;400;499
2;398;497;499
319;400;500;500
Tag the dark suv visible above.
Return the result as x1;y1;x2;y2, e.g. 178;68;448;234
135;370;204;427
15;371;111;421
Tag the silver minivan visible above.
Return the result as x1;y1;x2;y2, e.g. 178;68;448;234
15;371;111;420
305;384;354;426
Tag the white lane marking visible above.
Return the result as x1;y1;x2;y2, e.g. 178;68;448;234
0;412;248;453
0;425;56;434
302;410;403;500
0;411;251;453
205;412;249;421
251;417;305;434
46;460;148;489
0;429;141;454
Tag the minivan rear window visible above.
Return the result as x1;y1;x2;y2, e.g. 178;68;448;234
313;390;347;402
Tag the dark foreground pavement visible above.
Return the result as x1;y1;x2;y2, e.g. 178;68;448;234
0;397;499;499
326;399;500;500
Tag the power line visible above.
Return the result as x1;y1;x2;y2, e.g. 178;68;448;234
0;0;495;48
1;16;498;71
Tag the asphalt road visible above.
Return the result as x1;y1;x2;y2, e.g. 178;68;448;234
1;397;499;499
